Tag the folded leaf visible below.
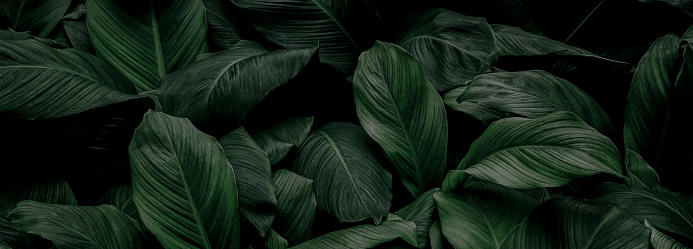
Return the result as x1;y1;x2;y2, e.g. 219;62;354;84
428;219;444;249
459;111;623;189
86;0;208;91
502;198;650;249
98;185;138;220
253;117;314;166
129;111;240;249
0;0;70;37
292;122;392;224
219;127;276;238
394;188;440;248
443;86;509;125
265;229;288;249
625;150;661;189
435;182;539;249
8;201;146;249
457;70;614;135
353;41;448;197
203;0;242;50
272;169;316;246
441;170;469;192
63;20;92;53
645;219;691;249
291;214;417;249
160;40;317;125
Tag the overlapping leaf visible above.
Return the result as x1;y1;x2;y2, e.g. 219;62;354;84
625;150;661;189
252;117;314;166
203;0;242;50
265;229;288;249
443;86;509;125
458;111;623;189
291;214;417;249
353;41;447;198
441;170;469;192
0;0;70;37
292;122;392;224
63;20;92;53
394;188;440;248
645;220;691;249
98;185;138;220
272;169;316;246
129;111;240;249
86;0;208;91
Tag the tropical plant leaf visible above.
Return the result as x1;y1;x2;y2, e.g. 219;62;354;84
640;0;693;17
61;1;86;20
252;117;314;166
457;70;614;135
394;188;440;248
428;219;444;249
0;39;148;120
272;169;316;246
63;20;92;53
159;40;317;126
645;219;691;249
443;86;509;125
265;229;288;249
502;198;651;249
230;0;378;74
98;185;138;220
458;111;623;189
434;182;539;249
353;41;448;198
623;34;693;192
129;111;240;249
0;28;64;48
292;122;392;224
395;8;497;91
291;214;417;249
138;90;162;112
0;0;70;37
625;150;661;189
441;170;469;192
590;182;693;241
219;127;276;238
203;0;242;50
86;0;208;91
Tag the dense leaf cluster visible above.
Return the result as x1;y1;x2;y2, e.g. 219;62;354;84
1;0;693;248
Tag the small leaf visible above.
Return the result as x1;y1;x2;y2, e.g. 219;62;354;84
98;185;138;220
428;219;444;249
272;169;316;246
253;117;314;166
625;150;661;189
394;188;440;248
291;214;417;249
645;219;691;249
63;21;92;53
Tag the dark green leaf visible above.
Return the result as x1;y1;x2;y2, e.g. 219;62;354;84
291;214;417;249
0;0;70;37
457;70;614;135
203;0;242;50
645;219;691;249
435;182;539;249
353;41;448;197
443;86;509;125
8;200;146;249
502;198;650;249
272;169;316;246
684;24;693;40
219;127;276;238
428;219;444;249
265;229;288;249
394;188;440;248
441;170;469;192
625;149;661;189
129;111;240;249
292;122;392;224
458;111;623;189
138;90;162;112
253;117;314;166
98;185;138;220
86;0;208;91
159;40;317;125
63;21;92;53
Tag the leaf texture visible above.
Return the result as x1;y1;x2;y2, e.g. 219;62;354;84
253;117;314;166
272;169;316;246
625;150;661;189
443;86;509;125
291;214;417;249
394;188;440;248
645;219;691;249
98;185;138;220
0;0;70;37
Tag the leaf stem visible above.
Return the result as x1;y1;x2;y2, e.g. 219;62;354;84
564;0;606;43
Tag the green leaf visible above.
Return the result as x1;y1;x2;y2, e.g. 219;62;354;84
98;185;138;220
640;0;693;17
353;41;448;198
684;25;693;40
219;127;277;238
159;40;317;125
8;200;146;249
230;0;377;74
441;170;469;192
623;34;693;192
265;229;288;249
428;219;444;249
457;70;614;135
458;111;623;189
645;219;691;249
434;182;539;249
394;8;497;91
86;0;208;91
0;39;148;120
291;214;418;249
272;169;316;246
253;117;314;166
590;182;693;241
138;90;162;112
625;149;661;189
0;0;70;37
63;20;92;53
203;0;242;50
394;188;440;248
129;111;240;249
292;122;392;224
443;86;509;125
502;198;651;249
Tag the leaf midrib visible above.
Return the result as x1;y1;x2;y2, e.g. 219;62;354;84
309;0;361;51
316;131;365;210
1;65;101;86
149;2;165;78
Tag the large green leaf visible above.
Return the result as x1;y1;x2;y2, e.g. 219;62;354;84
443;86;509;125
253;117;314;166
353;41;448;198
625;150;661;189
159;40;317;125
434;182;539;249
230;0;377;74
502;198;650;249
219;127;276;238
292;122;392;224
645;219;691;249
441;170;469;192
590;182;693;241
98;185;138;220
0;39;147;120
457;70;614;135
129;111;240;249
272;169;316;246
291;214;417;249
86;0;208;91
458;111;623;189
202;0;241;50
395;8;498;91
394;188;440;248
8;201;146;249
623;34;693;192
0;0;70;37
